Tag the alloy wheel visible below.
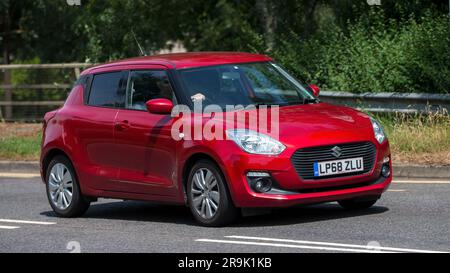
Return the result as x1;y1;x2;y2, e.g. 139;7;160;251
190;168;220;219
48;163;73;210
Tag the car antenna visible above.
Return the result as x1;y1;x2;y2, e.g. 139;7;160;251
131;29;147;56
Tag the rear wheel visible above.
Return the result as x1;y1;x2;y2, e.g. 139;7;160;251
187;160;239;227
338;198;378;210
46;155;90;217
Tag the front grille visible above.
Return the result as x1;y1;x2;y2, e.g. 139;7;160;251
291;142;377;180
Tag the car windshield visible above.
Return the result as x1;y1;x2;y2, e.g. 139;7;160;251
177;62;317;109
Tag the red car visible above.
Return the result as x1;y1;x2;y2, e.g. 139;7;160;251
40;52;391;226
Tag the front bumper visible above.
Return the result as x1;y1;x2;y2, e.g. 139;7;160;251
232;174;391;207
220;140;392;208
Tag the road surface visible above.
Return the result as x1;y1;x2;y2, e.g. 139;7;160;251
0;174;449;253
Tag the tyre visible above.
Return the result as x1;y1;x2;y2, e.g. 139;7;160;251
45;155;90;217
338;197;378;210
187;160;239;227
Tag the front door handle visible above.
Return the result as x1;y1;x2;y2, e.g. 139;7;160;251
114;120;130;131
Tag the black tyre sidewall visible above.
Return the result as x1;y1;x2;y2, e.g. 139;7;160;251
187;160;238;227
45;155;89;217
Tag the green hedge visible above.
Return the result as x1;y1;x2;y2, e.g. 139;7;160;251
272;11;450;94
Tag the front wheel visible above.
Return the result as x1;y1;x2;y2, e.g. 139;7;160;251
46;155;90;217
187;160;239;227
338;198;378;210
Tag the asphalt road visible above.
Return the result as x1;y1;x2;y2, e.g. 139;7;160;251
0;174;449;253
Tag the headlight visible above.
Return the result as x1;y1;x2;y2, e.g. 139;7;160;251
226;129;286;155
370;118;386;144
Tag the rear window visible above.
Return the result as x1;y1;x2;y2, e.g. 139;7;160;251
88;72;126;108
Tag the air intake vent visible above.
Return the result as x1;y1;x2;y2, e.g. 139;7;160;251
291;142;376;180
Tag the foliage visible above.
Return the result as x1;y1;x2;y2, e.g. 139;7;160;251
0;123;41;160
272;10;450;93
375;111;450;165
16;0;175;62
0;133;41;160
0;0;448;93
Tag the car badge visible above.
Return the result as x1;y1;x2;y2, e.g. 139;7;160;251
331;146;342;158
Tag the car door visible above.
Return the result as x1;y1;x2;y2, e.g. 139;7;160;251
111;69;178;196
75;71;127;191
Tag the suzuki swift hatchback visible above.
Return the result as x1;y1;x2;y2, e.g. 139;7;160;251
41;52;392;226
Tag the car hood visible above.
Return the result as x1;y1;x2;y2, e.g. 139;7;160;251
203;103;375;148
271;103;375;147
276;103;369;132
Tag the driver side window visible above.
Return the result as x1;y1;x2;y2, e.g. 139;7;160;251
126;70;174;110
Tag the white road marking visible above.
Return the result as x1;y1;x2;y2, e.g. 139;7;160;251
0;225;20;230
393;179;450;184
0;219;56;225
0;173;40;178
224;236;446;253
196;239;395;253
388;189;406;192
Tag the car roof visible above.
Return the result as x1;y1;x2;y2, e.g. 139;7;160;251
81;52;272;75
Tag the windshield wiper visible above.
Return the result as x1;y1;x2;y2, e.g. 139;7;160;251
283;98;319;106
253;102;285;107
303;97;320;104
252;99;319;107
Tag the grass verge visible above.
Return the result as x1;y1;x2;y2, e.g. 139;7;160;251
376;112;450;166
0;116;449;166
0;123;42;161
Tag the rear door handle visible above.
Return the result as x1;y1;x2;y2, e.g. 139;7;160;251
114;120;130;131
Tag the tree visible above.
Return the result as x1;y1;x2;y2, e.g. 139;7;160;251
0;0;27;118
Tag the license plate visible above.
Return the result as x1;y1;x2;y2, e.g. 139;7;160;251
313;157;364;177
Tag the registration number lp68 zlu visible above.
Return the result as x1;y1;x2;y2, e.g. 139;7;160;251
313;157;364;177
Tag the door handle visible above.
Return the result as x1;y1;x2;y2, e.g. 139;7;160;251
114;120;130;131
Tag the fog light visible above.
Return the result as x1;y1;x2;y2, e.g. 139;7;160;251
251;177;273;193
383;156;390;164
246;172;273;193
381;164;391;178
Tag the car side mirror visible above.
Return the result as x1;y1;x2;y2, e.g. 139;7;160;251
309;84;320;97
145;98;174;115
